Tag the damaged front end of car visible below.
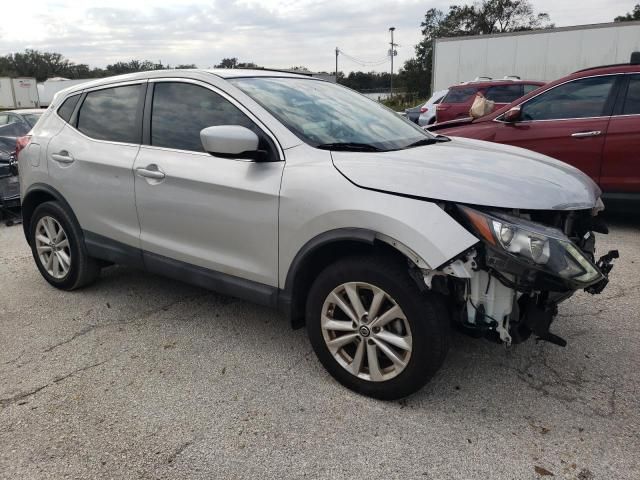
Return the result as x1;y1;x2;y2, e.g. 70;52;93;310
424;203;618;347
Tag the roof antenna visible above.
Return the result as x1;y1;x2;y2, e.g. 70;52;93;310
631;52;640;65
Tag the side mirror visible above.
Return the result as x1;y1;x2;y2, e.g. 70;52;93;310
200;125;264;160
503;106;522;123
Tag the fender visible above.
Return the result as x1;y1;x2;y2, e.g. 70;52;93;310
21;183;78;244
280;227;432;327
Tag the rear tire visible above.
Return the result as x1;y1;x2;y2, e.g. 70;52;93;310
306;255;449;400
29;201;101;290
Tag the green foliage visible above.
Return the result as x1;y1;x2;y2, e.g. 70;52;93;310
614;4;640;21
214;58;259;69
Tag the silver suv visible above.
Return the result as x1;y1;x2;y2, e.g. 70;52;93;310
17;69;616;399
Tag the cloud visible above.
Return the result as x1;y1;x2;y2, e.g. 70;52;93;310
0;0;622;73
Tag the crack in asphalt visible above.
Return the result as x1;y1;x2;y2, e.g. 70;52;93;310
41;292;211;354
0;357;112;408
501;345;619;419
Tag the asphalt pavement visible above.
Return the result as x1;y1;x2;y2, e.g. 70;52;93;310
1;213;638;479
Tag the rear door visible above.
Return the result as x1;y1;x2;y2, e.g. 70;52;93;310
493;75;619;183
600;74;640;194
437;87;477;122
484;84;524;112
133;79;283;286
46;82;144;248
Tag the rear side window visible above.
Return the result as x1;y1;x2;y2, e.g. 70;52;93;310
523;84;541;95
485;85;523;103
77;85;142;143
623;75;640;115
443;87;477;104
57;94;80;123
151;82;255;152
520;76;616;121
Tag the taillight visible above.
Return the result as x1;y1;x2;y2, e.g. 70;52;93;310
420;107;428;113
15;135;31;157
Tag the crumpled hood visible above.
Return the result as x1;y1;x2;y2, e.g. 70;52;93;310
332;137;601;210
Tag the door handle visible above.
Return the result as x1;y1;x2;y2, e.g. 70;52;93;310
135;165;166;180
51;151;74;163
571;131;602;138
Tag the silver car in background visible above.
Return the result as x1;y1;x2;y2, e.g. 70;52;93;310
418;89;448;126
17;69;616;399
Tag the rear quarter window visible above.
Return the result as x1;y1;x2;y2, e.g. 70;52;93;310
443;87;477;104
57;94;81;123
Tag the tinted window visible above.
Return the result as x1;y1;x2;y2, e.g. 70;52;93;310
57;94;80;123
443;87;477;104
523;84;541;95
623;75;640;115
485;85;523;103
520;76;616;121
151;82;256;152
77;85;141;143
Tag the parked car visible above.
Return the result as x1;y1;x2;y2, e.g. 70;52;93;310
17;70;616;399
0;109;45;140
404;103;423;124
0;137;20;212
418;89;448;126
430;56;640;198
436;79;545;123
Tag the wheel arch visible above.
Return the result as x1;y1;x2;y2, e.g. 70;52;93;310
281;228;428;328
21;184;78;245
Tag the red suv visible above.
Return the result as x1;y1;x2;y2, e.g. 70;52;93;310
435;79;545;123
430;58;640;197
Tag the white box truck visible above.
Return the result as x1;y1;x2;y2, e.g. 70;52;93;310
432;20;640;91
37;78;91;107
0;77;40;109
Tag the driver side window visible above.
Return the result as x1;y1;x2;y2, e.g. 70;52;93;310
520;76;616;121
151;82;257;153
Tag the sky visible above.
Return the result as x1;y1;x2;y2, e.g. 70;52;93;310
0;1;634;73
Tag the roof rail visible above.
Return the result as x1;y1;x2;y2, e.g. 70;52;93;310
503;75;521;80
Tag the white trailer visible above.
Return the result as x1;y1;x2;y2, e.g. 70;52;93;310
37;78;91;107
0;77;40;109
432;20;640;92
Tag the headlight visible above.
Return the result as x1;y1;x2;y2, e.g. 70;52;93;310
459;205;602;286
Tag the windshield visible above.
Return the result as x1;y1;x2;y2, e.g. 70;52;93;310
230;77;433;151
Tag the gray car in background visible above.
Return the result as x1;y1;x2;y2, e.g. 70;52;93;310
418;89;448;126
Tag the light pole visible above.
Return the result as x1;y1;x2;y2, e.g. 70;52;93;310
389;27;397;97
335;47;339;83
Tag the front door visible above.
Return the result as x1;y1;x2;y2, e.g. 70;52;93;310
133;80;283;287
494;75;619;184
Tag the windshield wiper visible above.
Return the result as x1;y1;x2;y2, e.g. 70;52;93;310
315;142;384;152
405;135;451;148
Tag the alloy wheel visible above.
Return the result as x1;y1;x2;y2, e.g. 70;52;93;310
35;216;71;279
321;282;412;382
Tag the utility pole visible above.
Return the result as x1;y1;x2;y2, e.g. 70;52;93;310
335;47;339;84
388;27;397;97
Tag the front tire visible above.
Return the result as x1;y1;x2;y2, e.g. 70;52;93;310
29;201;101;290
306;255;449;400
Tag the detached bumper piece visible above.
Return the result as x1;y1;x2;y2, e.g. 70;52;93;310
521;298;566;347
585;250;619;295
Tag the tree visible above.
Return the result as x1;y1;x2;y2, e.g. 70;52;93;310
105;60;165;75
615;4;640;21
413;0;552;96
214;58;259;69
